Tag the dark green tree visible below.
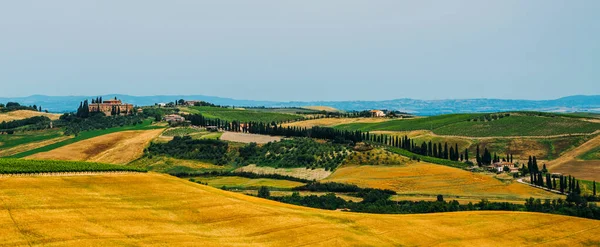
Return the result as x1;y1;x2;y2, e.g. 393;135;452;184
258;186;270;198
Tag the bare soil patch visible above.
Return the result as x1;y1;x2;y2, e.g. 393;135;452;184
220;132;281;144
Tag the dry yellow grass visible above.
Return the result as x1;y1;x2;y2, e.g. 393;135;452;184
196;176;305;189
324;163;561;201
0;110;61;122
0;136;71;157
27;129;163;164
0;173;598;246
303;106;342;112
236;164;332;180
283;117;390;128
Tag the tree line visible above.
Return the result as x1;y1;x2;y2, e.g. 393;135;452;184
0;102;43;113
256;183;600;220
0;116;51;134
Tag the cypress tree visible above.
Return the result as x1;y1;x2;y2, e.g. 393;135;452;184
594;181;597;196
444;143;448;160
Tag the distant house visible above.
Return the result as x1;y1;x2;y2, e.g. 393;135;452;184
370;110;386;117
184;100;201;106
156;103;167;107
490;161;518;173
163;114;185;123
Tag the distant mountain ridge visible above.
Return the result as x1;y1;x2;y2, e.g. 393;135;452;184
1;94;598;116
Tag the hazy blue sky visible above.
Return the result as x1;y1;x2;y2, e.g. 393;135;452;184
1;1;598;101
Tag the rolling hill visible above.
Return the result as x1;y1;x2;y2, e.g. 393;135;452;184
2;94;599;115
0;172;598;246
0;110;61;122
335;113;600;137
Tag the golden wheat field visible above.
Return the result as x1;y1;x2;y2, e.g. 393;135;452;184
27;129;163;164
0;110;61;122
282;117;390;128
324;162;562;202
0;173;597;246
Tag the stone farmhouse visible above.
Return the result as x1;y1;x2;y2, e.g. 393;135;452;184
88;97;134;116
370;110;386;117
163;114;185;123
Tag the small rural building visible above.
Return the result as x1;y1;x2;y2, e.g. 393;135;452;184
136;108;144;114
163;114;185;123
370;110;386;117
156;103;167;107
490;161;518;173
206;126;219;132
184;100;201;106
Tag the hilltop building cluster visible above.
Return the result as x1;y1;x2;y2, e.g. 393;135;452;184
88;97;134;116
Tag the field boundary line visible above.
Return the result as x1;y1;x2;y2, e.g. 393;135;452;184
0;171;145;177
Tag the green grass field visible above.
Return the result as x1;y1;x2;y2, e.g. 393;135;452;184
7;120;164;158
242;107;319;114
183;106;304;122
127;155;233;174
0;158;145;174
0;129;64;150
161;127;202;137
336;113;600;137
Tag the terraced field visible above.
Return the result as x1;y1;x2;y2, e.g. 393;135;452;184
323;162;561;203
0;173;597;246
335;114;600;137
183;106;303;122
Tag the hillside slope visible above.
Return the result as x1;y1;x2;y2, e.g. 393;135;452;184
547;134;600;181
324;162;560;202
26;129;163;164
0;173;598;246
0;110;61;122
